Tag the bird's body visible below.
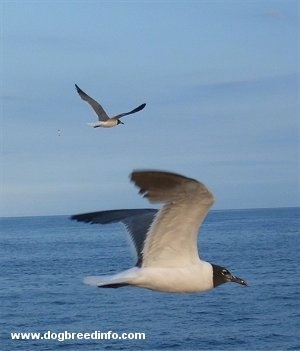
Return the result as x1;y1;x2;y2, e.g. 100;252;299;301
75;84;146;128
84;262;214;293
87;120;120;128
71;170;247;293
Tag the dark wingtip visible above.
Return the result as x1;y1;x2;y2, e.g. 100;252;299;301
70;214;80;222
132;103;146;113
138;103;146;111
70;213;91;223
75;84;82;94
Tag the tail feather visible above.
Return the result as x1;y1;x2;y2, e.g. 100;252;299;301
84;268;139;288
83;275;129;288
98;283;129;289
87;122;101;128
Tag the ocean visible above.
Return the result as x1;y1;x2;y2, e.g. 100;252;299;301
0;207;299;350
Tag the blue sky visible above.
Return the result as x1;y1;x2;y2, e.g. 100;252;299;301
1;0;299;217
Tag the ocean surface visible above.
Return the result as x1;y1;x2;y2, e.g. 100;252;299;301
0;207;299;351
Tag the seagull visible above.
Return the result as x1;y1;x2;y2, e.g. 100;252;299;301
75;84;146;128
71;170;247;293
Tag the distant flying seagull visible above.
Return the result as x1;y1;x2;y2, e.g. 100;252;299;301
71;171;247;293
71;170;247;293
75;84;146;128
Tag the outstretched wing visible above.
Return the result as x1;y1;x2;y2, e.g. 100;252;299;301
115;103;146;119
131;170;215;268
71;208;157;267
75;84;109;121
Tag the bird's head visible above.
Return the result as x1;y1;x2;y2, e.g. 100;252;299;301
117;120;124;125
212;264;248;288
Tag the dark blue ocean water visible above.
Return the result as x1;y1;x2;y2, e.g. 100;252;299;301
0;208;299;350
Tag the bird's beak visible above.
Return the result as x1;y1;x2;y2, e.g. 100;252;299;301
230;275;248;286
120;121;124;125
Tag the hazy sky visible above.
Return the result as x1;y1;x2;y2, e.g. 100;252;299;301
1;0;299;217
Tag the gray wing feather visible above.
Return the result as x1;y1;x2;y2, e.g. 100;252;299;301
71;209;157;266
75;84;109;121
114;103;146;119
130;170;215;267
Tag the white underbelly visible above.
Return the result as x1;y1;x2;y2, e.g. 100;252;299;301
100;120;117;128
130;264;213;293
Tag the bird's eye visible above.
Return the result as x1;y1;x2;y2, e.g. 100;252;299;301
221;269;229;275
